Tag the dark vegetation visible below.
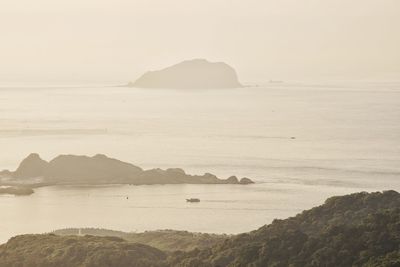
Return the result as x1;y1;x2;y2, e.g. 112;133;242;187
0;235;165;267
168;190;400;267
0;191;399;266
53;229;227;252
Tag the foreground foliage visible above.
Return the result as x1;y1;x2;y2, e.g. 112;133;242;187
1;191;399;267
0;235;165;267
54;229;227;252
168;190;400;266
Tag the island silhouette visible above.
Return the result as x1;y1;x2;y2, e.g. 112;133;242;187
129;59;243;89
0;153;253;190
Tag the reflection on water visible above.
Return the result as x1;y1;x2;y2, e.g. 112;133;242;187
0;82;399;242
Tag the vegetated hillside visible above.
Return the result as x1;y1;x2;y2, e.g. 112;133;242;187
54;229;228;252
0;235;165;267
1;191;399;267
168;190;400;267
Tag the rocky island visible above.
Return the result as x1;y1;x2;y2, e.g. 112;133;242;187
129;59;243;89
0;153;253;189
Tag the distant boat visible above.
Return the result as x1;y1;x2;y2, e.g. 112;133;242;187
269;80;284;84
186;198;200;203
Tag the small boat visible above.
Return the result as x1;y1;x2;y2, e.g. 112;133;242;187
186;198;200;203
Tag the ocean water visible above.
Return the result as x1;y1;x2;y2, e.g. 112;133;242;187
0;82;399;243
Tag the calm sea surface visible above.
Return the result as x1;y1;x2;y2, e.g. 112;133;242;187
0;82;399;243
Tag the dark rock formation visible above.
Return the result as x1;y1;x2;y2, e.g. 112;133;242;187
129;59;243;89
239;177;254;184
226;176;239;183
5;153;253;186
225;176;253;184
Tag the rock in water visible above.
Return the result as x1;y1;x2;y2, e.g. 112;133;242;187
239;177;254;184
226;176;239;183
129;59;243;89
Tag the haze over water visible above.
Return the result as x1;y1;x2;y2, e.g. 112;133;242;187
0;81;399;243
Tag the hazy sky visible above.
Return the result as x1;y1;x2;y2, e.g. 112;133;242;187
1;0;399;83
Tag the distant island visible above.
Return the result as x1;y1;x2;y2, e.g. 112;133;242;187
0;186;34;196
128;59;243;89
1;190;399;266
0;153;253;191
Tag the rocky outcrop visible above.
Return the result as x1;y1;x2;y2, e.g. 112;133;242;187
226;176;239;183
45;154;143;184
226;176;254;184
239;177;254;184
13;153;48;179
129;59;243;89
5;153;253;186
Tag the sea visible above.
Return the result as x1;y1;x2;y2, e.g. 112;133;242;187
0;81;399;243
